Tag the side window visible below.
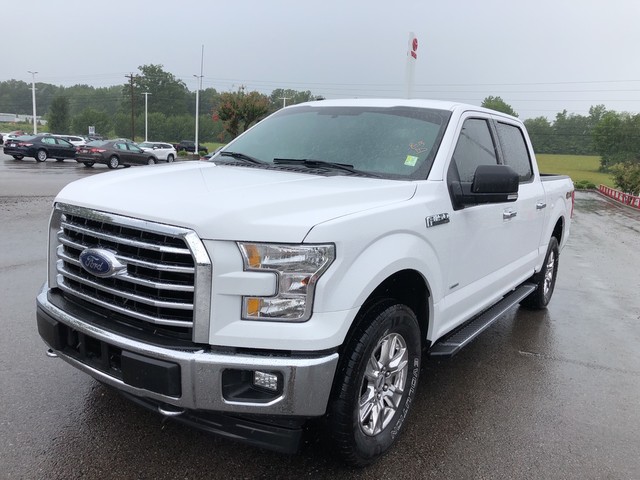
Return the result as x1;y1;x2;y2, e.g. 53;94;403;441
451;118;498;182
115;143;126;150
43;137;56;145
496;122;533;181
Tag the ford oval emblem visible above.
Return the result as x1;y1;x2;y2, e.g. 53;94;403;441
79;248;126;278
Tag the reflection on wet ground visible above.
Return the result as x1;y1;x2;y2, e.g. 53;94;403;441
2;155;107;175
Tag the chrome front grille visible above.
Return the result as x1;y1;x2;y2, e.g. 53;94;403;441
50;203;212;342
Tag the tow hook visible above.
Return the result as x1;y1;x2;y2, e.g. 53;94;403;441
46;348;58;358
158;404;185;417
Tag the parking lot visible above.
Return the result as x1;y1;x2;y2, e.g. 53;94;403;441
1;150;639;479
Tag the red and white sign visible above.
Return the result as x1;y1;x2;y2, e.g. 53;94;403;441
410;37;418;59
405;32;419;99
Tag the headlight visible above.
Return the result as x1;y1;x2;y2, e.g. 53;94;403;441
237;243;335;322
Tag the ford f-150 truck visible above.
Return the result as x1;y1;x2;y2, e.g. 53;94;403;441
37;99;573;466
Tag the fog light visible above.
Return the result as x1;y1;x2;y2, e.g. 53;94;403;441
253;371;279;391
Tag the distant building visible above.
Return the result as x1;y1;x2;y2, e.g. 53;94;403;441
0;113;18;123
0;113;46;125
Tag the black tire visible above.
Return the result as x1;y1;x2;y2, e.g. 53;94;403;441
328;300;421;467
521;236;559;309
56;159;64;162
147;157;156;165
36;149;47;162
108;155;119;169
167;154;174;163
12;155;24;160
83;162;94;167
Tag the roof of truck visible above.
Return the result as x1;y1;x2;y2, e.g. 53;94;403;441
291;98;518;120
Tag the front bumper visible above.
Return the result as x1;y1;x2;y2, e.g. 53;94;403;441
36;284;339;418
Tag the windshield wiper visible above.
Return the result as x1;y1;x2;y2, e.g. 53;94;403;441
217;151;266;164
273;158;380;177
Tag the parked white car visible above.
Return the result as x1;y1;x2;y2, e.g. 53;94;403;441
138;142;176;162
61;135;87;147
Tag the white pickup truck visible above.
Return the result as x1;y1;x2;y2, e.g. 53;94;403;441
37;99;574;466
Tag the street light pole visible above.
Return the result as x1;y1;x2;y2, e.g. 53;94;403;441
194;45;204;157
193;75;202;155
27;71;38;134
142;92;151;141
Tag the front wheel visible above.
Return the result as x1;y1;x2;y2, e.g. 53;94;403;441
521;236;559;309
36;149;47;162
108;156;119;169
328;301;421;467
166;154;174;163
12;155;24;160
83;162;94;167
147;157;156;165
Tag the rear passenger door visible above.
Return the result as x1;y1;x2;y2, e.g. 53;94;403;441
114;142;130;163
494;118;545;275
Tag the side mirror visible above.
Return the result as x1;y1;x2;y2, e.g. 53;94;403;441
450;164;519;208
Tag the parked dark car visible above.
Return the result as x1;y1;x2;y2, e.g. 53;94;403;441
3;134;77;162
75;140;158;169
174;140;208;153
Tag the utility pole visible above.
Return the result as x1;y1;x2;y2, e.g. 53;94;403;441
27;71;38;134
279;96;291;108
142;92;151;141
125;73;135;140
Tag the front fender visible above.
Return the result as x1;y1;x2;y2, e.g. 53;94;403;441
312;231;443;342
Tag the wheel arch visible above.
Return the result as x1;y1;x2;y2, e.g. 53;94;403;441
336;269;432;364
552;216;564;244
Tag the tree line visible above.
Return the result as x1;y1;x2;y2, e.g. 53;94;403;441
0;64;318;143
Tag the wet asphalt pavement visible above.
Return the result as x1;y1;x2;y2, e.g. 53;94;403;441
1;152;639;479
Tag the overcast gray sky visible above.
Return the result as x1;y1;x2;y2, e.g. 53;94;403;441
6;0;640;119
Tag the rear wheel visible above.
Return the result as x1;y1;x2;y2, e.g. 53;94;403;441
329;301;421;467
147;157;156;165
521;236;559;309
108;155;120;169
36;149;47;162
83;162;94;167
12;155;24;160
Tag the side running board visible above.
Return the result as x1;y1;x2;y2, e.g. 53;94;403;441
429;283;537;357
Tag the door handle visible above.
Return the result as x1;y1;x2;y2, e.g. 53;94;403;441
503;209;517;220
536;202;547;210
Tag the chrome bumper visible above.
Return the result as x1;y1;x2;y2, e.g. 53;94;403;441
36;284;339;417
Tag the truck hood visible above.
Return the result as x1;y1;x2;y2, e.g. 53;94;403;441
55;162;416;242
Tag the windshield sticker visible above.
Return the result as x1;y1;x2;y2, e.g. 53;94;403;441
409;141;429;154
405;155;419;166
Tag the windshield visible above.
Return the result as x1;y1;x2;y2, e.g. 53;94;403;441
219;105;451;179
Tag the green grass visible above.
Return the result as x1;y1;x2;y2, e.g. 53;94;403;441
202;142;225;153
536;154;614;188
